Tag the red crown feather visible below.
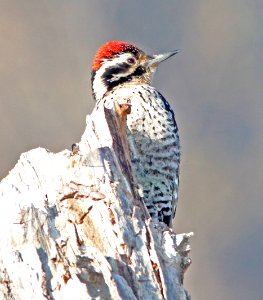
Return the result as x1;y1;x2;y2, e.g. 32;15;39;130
92;41;139;71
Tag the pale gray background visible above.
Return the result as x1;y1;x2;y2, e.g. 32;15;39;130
1;1;262;299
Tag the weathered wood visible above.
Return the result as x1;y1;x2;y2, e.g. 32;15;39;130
0;102;192;300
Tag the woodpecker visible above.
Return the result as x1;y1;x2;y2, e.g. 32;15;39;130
91;41;180;227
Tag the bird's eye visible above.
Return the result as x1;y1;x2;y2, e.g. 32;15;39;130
127;57;136;64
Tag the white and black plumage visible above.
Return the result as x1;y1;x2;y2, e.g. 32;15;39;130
91;41;180;227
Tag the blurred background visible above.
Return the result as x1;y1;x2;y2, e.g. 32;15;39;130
1;1;262;299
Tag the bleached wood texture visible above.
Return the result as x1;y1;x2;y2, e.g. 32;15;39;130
0;102;192;300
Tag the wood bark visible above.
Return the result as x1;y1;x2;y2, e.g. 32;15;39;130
0;101;192;300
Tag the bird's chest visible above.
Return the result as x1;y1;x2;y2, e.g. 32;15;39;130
109;86;174;137
127;97;172;140
107;86;179;159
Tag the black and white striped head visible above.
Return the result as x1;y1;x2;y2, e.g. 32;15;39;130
91;41;179;100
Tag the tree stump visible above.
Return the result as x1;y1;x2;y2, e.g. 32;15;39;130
0;101;192;300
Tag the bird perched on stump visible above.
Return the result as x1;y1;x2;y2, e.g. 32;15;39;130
91;41;180;227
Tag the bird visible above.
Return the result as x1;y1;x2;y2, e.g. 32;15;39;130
91;41;180;227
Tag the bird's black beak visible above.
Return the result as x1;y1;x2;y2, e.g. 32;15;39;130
147;50;180;68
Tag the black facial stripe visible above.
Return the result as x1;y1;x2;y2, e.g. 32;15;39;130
132;66;145;77
101;65;146;91
103;62;130;83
